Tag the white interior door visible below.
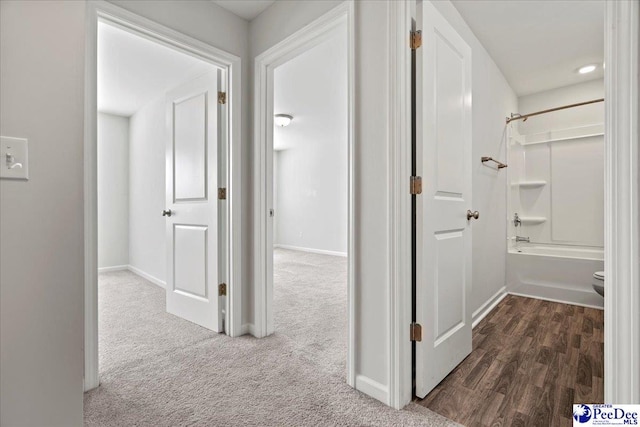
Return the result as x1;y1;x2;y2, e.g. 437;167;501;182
165;71;222;332
416;1;473;398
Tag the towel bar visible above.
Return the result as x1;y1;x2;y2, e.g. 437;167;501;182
481;156;507;169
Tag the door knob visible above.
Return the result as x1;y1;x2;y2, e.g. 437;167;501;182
162;209;172;217
467;210;479;220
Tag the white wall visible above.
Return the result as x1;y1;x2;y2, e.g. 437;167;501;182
273;30;348;255
128;95;167;283
430;1;518;319
518;79;604;135
351;1;393;394
98;113;130;269
510;79;605;248
250;0;343;58
0;1;85;425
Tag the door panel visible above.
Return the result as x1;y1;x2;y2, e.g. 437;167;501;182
434;231;465;341
434;34;466;195
416;1;473;398
166;71;221;332
174;93;207;201
174;225;208;298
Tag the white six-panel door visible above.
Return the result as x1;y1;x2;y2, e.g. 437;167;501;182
416;1;474;398
165;71;221;332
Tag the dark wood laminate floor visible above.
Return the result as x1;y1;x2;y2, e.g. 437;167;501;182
417;295;604;427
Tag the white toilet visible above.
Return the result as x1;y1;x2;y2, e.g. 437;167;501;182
592;271;605;297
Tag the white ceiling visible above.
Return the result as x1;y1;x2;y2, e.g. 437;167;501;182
212;0;275;21
451;0;604;96
98;22;215;117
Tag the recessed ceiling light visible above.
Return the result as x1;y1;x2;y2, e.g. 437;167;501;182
578;64;597;74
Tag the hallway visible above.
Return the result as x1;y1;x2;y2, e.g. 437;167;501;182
84;250;456;426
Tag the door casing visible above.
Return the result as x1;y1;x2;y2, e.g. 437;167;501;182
83;0;242;391
603;0;640;403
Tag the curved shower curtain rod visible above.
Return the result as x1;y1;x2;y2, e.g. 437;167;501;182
506;98;605;124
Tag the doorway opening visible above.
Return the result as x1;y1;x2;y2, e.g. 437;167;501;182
411;1;606;424
85;2;242;391
270;23;349;379
252;2;355;385
96;18;224;379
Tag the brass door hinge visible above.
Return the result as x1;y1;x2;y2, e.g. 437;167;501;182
218;188;227;200
410;323;422;342
218;91;227;105
410;30;422;50
218;283;227;296
410;176;422;195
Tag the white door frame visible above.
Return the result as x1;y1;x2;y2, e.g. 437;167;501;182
604;0;640;403
388;0;413;410
252;1;356;385
83;0;243;391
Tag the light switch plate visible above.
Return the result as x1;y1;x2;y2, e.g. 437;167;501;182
1;136;29;180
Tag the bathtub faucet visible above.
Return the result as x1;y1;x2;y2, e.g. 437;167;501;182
515;236;530;243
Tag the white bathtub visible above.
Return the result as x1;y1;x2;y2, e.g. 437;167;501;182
507;244;604;309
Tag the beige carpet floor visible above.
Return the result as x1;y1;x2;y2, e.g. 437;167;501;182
84;249;458;426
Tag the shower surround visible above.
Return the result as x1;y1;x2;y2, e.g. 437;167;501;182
506;80;605;309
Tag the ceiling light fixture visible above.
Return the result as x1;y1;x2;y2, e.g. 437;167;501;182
274;114;293;127
578;64;597;74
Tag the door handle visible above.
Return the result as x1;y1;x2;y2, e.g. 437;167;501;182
162;209;172;217
467;210;479;220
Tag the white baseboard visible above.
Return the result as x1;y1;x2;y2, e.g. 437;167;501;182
241;323;257;337
354;374;389;405
508;288;604;310
274;244;347;258
127;265;166;289
464;284;602;331
98;265;128;273
472;286;507;328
